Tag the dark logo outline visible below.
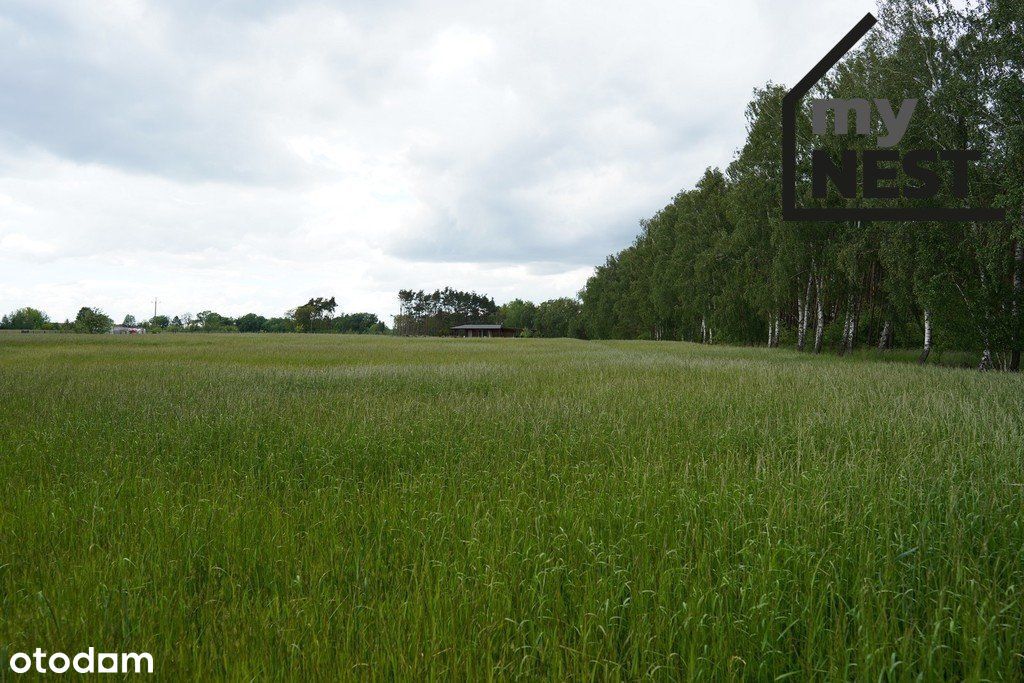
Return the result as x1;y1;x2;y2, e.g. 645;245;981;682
781;12;1005;222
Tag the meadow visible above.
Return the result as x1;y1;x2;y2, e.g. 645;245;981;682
1;333;1022;680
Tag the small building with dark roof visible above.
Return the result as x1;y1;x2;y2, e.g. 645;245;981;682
451;324;518;338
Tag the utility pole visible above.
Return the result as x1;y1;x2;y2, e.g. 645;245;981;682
153;297;159;320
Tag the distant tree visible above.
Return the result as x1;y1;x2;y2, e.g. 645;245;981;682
74;307;113;334
536;298;585;338
333;312;386;334
393;288;498;335
293;297;337;332
179;312;194;330
236;313;268;333
1;307;49;330
196;310;233;331
264;317;297;333
293;305;312;332
169;316;183;331
150;315;170;329
499;299;537;333
122;314;137;327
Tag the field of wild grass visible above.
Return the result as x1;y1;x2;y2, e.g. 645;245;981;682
1;333;1022;679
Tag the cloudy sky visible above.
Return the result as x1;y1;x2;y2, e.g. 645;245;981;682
0;0;873;324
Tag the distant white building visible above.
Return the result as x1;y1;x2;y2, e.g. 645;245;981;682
111;326;146;335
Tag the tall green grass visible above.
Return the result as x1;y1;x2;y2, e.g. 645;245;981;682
1;334;1022;679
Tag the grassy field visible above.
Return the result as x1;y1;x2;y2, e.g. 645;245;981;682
1;334;1022;680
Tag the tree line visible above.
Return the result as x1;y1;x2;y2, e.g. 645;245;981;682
392;287;585;338
394;288;499;336
0;299;388;335
1;293;587;339
1;307;119;334
498;298;584;338
578;0;1023;370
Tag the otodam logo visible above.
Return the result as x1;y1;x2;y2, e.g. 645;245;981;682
781;13;1005;222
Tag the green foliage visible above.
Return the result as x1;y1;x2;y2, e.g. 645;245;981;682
499;299;537;332
393;291;583;338
1;334;1022;677
73;307;113;334
579;0;1023;368
236;313;268;333
293;297;337;333
231;310;386;334
195;310;235;332
534;297;585;338
395;288;498;335
263;317;297;333
0;307;49;330
332;312;387;334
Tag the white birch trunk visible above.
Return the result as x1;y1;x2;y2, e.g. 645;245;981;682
849;298;858;353
919;309;932;364
813;277;825;354
768;312;780;348
1012;240;1022;371
877;319;891;351
842;294;857;354
797;271;813;351
840;304;852;355
797;300;805;349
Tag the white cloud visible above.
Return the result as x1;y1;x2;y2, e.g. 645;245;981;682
0;0;874;323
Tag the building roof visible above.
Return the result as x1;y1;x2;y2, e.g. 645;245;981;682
450;324;515;330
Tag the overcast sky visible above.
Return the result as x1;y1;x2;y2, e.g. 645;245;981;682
0;0;873;323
